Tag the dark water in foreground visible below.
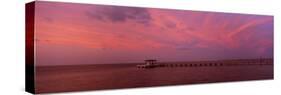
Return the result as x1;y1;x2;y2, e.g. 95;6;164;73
35;61;273;93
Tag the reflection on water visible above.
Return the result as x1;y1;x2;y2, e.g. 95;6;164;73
35;59;273;93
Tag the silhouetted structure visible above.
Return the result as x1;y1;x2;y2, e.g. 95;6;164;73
137;59;159;68
145;59;157;66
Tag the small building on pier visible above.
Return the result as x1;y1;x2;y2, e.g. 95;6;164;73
145;59;157;66
137;59;160;68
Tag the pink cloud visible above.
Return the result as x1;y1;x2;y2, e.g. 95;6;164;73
34;1;273;65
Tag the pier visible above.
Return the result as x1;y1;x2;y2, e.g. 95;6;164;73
137;58;273;69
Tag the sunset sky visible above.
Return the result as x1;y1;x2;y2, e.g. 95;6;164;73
34;1;273;66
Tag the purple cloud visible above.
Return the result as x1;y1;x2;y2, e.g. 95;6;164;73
86;5;151;24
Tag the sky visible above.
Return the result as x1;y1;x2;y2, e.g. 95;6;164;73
33;1;273;66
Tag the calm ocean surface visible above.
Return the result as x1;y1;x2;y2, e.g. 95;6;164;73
35;62;273;93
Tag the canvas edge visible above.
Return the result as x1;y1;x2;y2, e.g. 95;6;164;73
25;1;35;94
